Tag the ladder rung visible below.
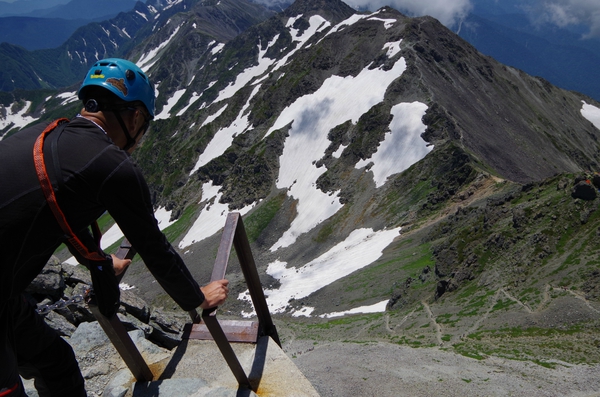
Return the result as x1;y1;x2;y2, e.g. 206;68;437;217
183;320;259;343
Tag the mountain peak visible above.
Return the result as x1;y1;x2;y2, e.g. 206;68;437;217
283;0;356;22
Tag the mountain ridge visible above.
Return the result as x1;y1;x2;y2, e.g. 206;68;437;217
0;0;274;91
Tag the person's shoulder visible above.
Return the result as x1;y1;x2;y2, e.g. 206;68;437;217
66;116;98;131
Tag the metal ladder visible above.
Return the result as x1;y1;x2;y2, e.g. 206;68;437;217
87;212;280;391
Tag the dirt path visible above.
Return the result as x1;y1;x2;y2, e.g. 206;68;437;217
556;286;600;314
421;300;443;346
500;287;533;313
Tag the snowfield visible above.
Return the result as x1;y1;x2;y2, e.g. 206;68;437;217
239;227;401;317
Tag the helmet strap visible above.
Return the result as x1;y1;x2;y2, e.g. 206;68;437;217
113;111;136;151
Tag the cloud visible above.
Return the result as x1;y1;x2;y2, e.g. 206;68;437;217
251;0;473;28
344;0;473;27
253;0;600;38
525;0;600;38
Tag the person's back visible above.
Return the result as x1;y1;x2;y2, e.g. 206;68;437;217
0;118;126;303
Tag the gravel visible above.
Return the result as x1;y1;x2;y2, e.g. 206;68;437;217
284;339;600;397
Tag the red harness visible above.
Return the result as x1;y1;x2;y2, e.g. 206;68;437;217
32;118;105;262
0;383;19;397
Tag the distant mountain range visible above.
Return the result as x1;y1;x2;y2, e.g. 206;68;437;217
0;0;68;17
0;0;598;101
0;0;273;92
0;0;133;18
0;0;137;50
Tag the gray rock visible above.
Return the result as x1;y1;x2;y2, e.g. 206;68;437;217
148;308;187;349
43;310;77;336
82;362;111;379
106;386;128;397
69;321;110;354
104;369;134;397
26;258;64;298
117;312;154;336
132;379;211;397
120;289;150;323
129;329;169;357
63;263;93;285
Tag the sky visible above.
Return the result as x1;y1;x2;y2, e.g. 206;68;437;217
526;0;600;38
254;0;600;37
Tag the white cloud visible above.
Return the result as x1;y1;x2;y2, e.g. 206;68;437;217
252;0;472;27
257;0;600;37
349;0;472;27
525;0;600;38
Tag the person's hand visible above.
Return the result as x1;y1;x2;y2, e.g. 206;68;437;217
200;279;229;309
111;254;131;276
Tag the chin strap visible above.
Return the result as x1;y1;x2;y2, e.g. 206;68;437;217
112;111;136;151
86;100;147;151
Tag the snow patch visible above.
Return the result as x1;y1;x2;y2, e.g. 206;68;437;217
213;36;278;103
332;144;346;158
0;101;37;136
265;56;408;251
581;101;600;130
155;88;186;120
188;85;260;176
65;207;176;265
383;39;402;58
368;17;396;29
178;182;255;248
138;24;182;71
176;92;200;116
355;102;430;188
57;91;79;107
239;227;401;317
319;300;389;318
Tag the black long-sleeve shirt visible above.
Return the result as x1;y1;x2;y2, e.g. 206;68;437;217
0;117;204;310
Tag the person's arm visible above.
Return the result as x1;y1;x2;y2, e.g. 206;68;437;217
98;153;227;310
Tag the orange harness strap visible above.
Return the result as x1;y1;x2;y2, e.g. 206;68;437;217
0;383;19;397
33;118;105;262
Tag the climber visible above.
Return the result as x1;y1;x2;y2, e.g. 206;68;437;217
0;58;229;396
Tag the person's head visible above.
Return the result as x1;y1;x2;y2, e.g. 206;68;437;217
78;58;155;153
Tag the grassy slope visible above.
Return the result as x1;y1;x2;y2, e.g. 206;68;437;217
275;172;600;367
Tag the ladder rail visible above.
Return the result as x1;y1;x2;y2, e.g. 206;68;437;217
87;212;279;391
231;214;280;346
87;238;154;382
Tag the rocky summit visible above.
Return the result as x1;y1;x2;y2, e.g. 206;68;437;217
2;0;600;395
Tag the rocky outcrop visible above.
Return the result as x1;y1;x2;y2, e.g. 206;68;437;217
27;257;188;349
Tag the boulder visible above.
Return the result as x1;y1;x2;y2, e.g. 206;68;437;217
572;180;597;200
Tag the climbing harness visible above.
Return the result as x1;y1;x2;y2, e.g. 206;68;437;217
33;118;106;262
32;118;120;318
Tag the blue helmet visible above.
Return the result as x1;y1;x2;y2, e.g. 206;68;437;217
78;58;155;118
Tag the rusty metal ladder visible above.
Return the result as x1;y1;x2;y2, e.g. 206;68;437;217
87;212;280;390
